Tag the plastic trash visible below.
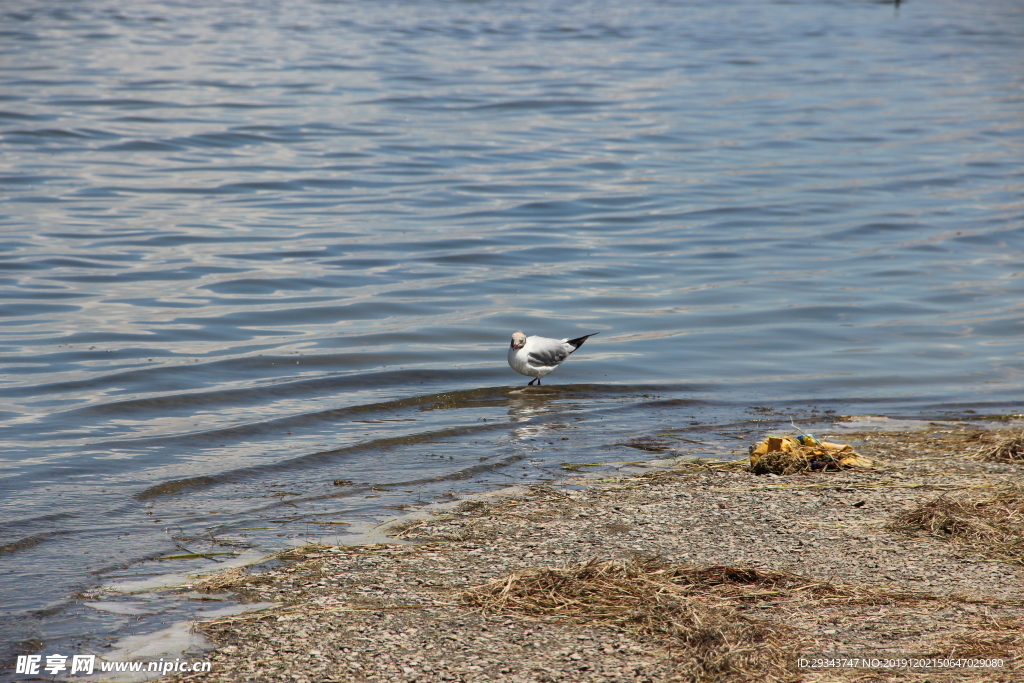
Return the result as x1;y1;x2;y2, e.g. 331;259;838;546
748;434;872;475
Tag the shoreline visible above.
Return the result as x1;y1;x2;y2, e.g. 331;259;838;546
171;420;1023;682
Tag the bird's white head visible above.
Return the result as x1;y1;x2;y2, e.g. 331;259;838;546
510;330;527;350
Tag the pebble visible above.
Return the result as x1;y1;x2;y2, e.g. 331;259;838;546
175;426;1024;683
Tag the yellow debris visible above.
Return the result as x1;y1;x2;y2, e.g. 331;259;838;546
748;434;872;475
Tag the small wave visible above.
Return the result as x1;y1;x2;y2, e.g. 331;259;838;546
132;421;514;500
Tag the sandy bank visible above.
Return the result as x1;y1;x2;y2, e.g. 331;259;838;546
172;421;1023;683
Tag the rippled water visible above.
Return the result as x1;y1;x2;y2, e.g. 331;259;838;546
2;0;1023;667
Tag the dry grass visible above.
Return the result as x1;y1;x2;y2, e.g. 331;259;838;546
275;543;332;561
749;449;810;476
460;557;835;682
388;518;431;539
888;485;1024;564
943;616;1024;665
458;558;1023;681
973;431;1024;463
192;567;249;592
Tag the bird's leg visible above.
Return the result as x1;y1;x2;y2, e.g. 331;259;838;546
528;378;538;386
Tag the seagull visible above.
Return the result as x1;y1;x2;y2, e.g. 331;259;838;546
507;330;597;385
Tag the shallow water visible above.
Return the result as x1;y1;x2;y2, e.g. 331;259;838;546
2;0;1023;668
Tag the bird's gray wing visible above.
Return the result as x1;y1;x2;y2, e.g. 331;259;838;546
527;342;569;368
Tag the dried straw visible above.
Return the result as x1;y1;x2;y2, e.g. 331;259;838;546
749;449;809;476
461;557;817;682
944;616;1024;664
888;485;1024;564
973;431;1024;463
193;567;248;592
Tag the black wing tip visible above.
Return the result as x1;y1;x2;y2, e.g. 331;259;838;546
566;332;598;349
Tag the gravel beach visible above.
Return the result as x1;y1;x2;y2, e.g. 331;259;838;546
173;422;1024;683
